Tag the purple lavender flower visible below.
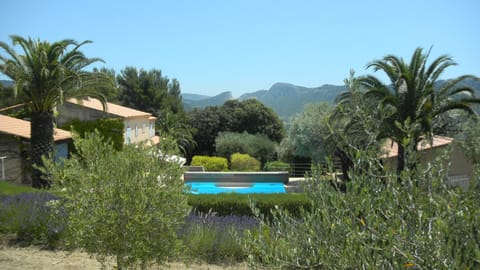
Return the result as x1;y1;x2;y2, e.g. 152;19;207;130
0;192;67;247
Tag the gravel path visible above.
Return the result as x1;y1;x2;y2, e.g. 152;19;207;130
0;243;247;270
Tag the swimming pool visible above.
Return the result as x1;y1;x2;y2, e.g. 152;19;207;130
186;182;286;194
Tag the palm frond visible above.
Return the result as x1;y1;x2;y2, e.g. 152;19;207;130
434;101;478;116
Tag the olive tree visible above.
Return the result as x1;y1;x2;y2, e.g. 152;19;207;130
43;132;190;269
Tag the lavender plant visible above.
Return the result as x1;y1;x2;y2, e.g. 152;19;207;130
0;192;66;248
179;211;258;264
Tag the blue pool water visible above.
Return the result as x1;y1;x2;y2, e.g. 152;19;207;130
186;182;286;194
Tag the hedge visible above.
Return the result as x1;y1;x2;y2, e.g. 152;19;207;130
230;153;261;171
61;118;124;150
187;193;311;218
191;156;229;171
264;161;291;173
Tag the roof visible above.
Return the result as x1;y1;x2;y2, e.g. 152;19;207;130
382;136;453;158
0;114;72;141
66;98;152;118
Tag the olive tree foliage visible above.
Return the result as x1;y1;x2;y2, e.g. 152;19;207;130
282;102;333;163
241;148;480;269
43;132;190;269
455;115;480;166
215;132;277;164
328;71;386;180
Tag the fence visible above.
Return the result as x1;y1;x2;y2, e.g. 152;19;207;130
265;163;313;178
448;174;470;190
288;163;313;177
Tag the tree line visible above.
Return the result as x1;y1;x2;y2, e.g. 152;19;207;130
1;35;479;188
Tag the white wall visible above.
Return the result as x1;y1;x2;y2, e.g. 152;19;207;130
124;117;156;144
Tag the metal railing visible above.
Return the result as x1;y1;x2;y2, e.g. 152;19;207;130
288;163;312;177
266;163;313;177
448;174;470;190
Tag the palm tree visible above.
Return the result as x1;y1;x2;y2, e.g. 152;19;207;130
359;47;479;174
0;35;109;188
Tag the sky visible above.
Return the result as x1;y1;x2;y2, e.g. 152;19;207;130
1;0;479;97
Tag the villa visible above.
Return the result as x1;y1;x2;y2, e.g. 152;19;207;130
57;98;160;145
382;136;473;189
0;114;72;184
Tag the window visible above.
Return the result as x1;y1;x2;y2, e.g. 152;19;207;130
150;123;154;137
126;127;132;144
135;125;139;137
143;123;146;133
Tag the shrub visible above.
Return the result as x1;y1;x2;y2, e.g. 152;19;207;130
241;159;480;269
43;131;190;269
230;153;261;171
179;212;257;264
215;132;277;164
264;161;291;173
0;192;66;248
191;155;229;171
187;193;311;218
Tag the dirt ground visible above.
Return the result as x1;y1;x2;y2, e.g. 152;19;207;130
0;239;248;270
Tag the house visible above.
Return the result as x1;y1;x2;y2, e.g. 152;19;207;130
0;114;72;184
382;136;473;189
57;98;160;145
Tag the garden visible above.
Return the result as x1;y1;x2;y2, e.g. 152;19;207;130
1;36;480;269
1;134;479;269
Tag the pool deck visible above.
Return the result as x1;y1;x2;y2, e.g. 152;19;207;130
284;177;306;192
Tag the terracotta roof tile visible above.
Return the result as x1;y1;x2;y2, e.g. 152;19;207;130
67;98;151;118
0;114;72;141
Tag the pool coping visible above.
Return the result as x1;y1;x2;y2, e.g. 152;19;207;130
183;171;290;184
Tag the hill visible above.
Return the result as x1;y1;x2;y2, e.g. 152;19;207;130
183;79;480;120
181;93;210;101
182;91;233;111
183;83;346;120
0;80;14;88
239;82;345;120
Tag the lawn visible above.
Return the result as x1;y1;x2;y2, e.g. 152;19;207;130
0;181;38;196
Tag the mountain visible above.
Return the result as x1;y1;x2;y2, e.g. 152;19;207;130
182;82;346;120
182;91;233;111
0;80;14;88
239;83;346;120
183;79;480;120
181;93;210;101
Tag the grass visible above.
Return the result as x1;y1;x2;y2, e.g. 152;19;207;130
0;182;38;196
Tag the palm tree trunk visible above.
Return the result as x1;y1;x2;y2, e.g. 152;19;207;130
31;111;54;188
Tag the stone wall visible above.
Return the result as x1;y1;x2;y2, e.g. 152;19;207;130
0;134;30;185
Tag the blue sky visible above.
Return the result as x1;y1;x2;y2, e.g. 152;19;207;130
1;0;479;97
